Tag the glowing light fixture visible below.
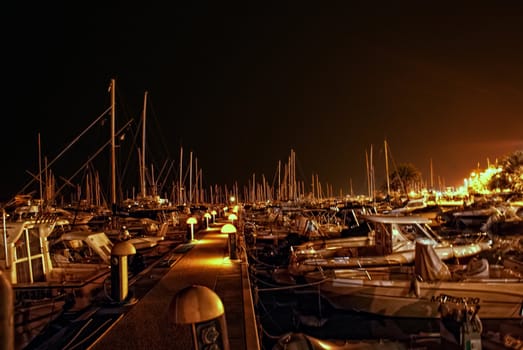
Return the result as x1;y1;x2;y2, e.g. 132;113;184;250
186;216;198;242
221;223;237;234
203;212;212;229
221;223;238;260
228;213;238;225
211;210;217;223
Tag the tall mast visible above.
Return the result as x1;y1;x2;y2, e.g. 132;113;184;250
311;174;315;200
430;158;434;190
365;150;370;198
385;139;390;197
370;144;375;203
110;78;117;210
252;173;255;202
278;160;281;201
189;151;193;204
195;157;198;204
179;147;183;205
38;133;43;206
141;91;148;198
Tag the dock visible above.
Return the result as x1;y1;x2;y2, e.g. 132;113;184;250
87;221;260;350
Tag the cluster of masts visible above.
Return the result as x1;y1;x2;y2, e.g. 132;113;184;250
8;78;474;213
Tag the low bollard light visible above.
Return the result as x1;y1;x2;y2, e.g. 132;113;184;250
0;270;14;350
221;223;238;260
203;213;212;229
168;285;230;350
227;213;237;226
186;217;198;242
110;241;136;303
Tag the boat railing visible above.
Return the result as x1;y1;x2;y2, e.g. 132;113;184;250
35;213;58;224
317;266;339;281
355;259;372;280
2;209;8;267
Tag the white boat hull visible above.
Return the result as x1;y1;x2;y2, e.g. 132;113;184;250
306;268;523;319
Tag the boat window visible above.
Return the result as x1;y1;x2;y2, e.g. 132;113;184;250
392;227;402;243
400;224;423;241
100;244;112;257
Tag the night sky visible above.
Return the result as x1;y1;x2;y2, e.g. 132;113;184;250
4;2;523;202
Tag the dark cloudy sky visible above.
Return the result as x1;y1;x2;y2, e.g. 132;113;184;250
3;2;523;201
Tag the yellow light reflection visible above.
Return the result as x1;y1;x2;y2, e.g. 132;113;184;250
197;235;228;245
198;255;233;266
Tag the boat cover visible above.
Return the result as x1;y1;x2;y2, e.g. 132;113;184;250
414;239;451;281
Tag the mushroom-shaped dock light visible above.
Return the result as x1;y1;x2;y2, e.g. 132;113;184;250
221;223;238;260
168;285;230;350
110;241;136;303
186;216;198;242
220;223;237;235
203;212;212;229
211;210;217;223
228;213;237;226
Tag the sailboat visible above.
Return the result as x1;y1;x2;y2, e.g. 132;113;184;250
114;89;173;249
1;79;128;349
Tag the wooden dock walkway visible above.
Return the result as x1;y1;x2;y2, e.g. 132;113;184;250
89;221;260;350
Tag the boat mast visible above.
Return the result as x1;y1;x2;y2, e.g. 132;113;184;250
430;158;434;190
278;160;281;201
179;147;183;205
189;151;193;204
371;150;374;200
194;157;198;204
38;133;43;208
110;78;117;212
140;91;148;198
385;139;390;197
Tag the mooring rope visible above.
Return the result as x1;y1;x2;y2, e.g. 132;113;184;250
247;250;288;269
256;278;329;292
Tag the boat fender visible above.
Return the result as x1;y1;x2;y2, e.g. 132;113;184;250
292;309;329;328
273;333;314;350
409;276;420;297
465;258;489;278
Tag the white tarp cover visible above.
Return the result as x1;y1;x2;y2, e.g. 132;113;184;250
414;239;451;281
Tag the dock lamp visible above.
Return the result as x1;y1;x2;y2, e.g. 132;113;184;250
110;241;136;303
204;212;212;229
221;223;238;260
186;217;198;242
168;285;230;350
0;270;14;350
211;210;217;224
228;213;237;226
